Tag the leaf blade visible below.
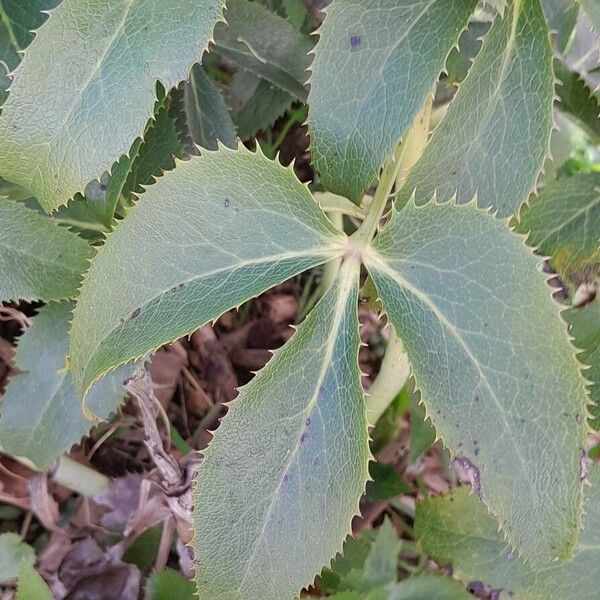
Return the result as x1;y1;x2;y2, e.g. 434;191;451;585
399;0;554;216
364;199;587;564
0;200;91;302
0;0;225;211
69;146;344;398
307;0;477;202
0;302;135;469
192;259;369;600
514;172;600;293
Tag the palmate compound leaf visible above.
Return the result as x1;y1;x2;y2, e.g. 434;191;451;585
415;466;600;600
192;258;370;600
398;0;554;217
514;172;600;293
363;199;588;565
0;302;137;470
0;200;92;302
0;0;225;212
69;145;346;400
307;0;477;203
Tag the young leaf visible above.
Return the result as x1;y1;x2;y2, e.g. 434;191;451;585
515;172;600;291
181;64;236;150
0;0;225;211
192;259;369;600
307;0;477;203
0;0;59;104
415;466;600;600
69;146;345;399
0;534;34;583
213;0;312;100
0;302;136;470
363;199;588;564
399;0;554;217
0;200;91;302
566;298;600;430
16;560;52;600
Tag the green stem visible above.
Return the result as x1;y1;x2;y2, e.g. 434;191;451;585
362;95;433;424
351;147;403;247
7;451;110;496
321;211;343;292
366;333;410;425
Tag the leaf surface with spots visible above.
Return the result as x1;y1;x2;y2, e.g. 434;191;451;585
192;260;369;600
307;0;476;202
69;146;345;398
364;199;587;564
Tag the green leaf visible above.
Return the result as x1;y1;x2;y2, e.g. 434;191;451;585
192;260;369;600
366;462;409;501
0;0;59;104
515;172;600;290
307;0;476;203
0;533;34;583
0;0;225;212
363;576;472;600
566;298;600;430
415;466;600;600
146;569;195;600
69;145;344;398
0;302;136;469
363;199;587;564
359;518;400;590
318;533;374;594
181;64;236;150
555;61;600;144
214;0;312;100
399;0;554;217
0;200;91;302
229;71;294;138
16;560;51;600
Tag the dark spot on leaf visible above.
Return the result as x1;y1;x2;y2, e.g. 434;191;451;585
130;308;141;320
580;448;588;481
224;198;229;208
349;35;362;50
454;456;482;500
283;473;290;483
575;413;582;424
313;457;320;466
100;184;107;191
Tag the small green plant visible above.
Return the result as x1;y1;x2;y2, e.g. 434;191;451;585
0;0;598;598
